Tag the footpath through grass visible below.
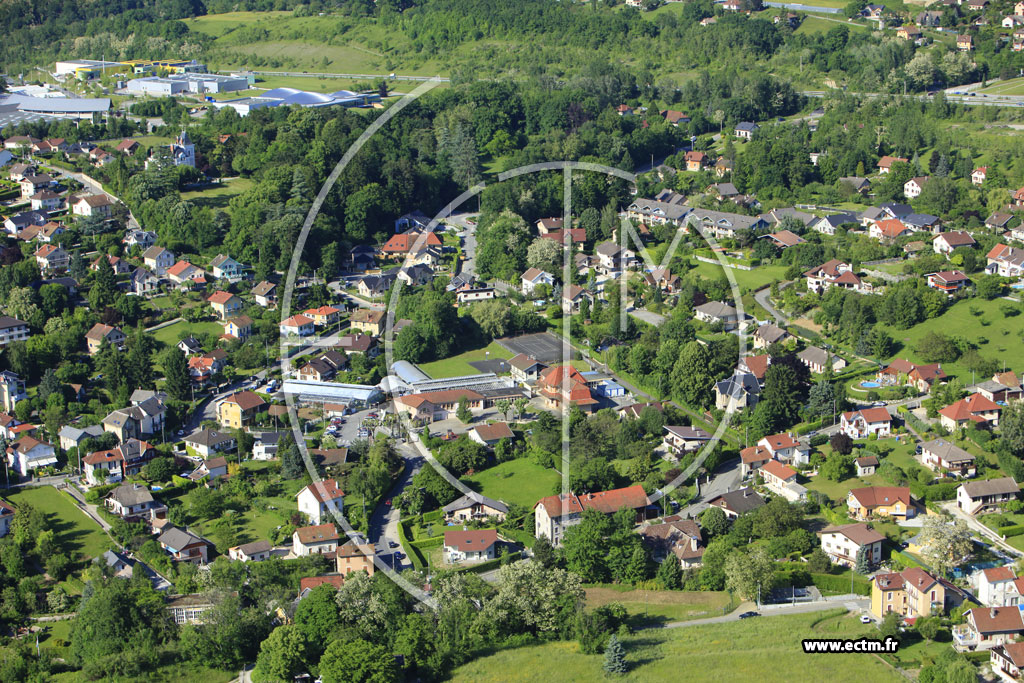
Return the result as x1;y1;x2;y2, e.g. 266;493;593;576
450;609;902;682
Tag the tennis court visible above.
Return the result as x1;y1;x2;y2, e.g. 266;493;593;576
497;332;573;363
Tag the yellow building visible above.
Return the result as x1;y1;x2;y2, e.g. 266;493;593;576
216;391;266;429
350;309;385;336
871;568;963;620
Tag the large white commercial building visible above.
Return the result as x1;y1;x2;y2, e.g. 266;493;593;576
126;73;249;96
212;87;382;116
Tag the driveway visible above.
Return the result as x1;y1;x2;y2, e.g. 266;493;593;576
753;285;787;326
678;458;743;518
942;501;1023;557
365;442;424;569
629;308;667;327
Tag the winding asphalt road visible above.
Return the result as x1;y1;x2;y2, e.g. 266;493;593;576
753;283;789;326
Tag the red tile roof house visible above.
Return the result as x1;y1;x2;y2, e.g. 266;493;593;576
987;244;1024;278
395;388;484;422
939;392;1002;432
839;407;892;439
207;290;242;320
758;432;810;466
280;313;315;337
740;445;771;478
537;365;598;413
876;358;947;393
534;485;650;546
818;523;884;568
956;606;1024;651
847;486;914;521
926;270;971;296
990;641;1024;679
444;528;499;563
933;230;976;256
292;523;340;557
869;217;913;242
296;479;345;525
975;566;1024;607
877;155;908;173
759;460;806;501
381;230;442;255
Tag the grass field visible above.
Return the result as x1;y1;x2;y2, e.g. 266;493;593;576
879;296;1024;382
584;586;734;626
150;319;225;348
461;458;560;509
419;341;513;378
180;177;254;210
5;487;111;562
187;11;293;37
689;259;789;295
977;78;1024;96
450;609;902;683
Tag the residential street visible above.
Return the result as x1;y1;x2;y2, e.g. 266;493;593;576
365;441;424;569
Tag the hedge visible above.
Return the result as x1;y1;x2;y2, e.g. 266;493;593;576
410;536;444;550
795;420;822;436
1000;524;1024;538
465;556;507;575
810;572;872;596
397;521;426;571
890;550;926;570
422;509;443;524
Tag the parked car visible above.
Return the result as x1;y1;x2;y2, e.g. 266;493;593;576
738;611;760;619
860;615;872;624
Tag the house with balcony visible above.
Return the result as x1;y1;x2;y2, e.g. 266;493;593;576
940;393;1002;431
818;523;884;569
534;485;649;547
871;568;962;620
958;478;1020;515
442;492;508;523
927;270;970;296
0;317;30;348
758;432;810;466
296;479;345;525
216;390;266;429
976;566;1024;607
158;527;211;564
990;641;1024;681
839;407;892;439
209;254;245;279
760;460;806;502
444;528;499;563
920;438;976;478
292;523;339;556
207;291;242;320
105;483;167;521
955;607;1024;651
662;425;713;458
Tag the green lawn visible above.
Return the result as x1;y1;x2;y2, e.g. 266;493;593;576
689;259;789;295
461;458;561;509
187;10;293;37
5;487;112;562
150;319;226;348
450;609;901;682
418;341;514;378
879;297;1024;382
584;586;734;626
180;177;254;210
978;78;1024;96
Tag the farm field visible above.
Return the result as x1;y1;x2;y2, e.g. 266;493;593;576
461;458;560;509
5;487;111;561
418;341;513;378
878;296;1024;381
449;609;901;683
795;15;868;36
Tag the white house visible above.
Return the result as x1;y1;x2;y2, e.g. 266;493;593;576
934;231;976;256
521;267;556;296
7;435;57;476
292;523;339;556
758;433;810;466
296;479;344;525
228;540;272;562
142;246;175;276
975;566;1024;607
904;176;929;199
958;478;1020;515
760;459;806;501
818;523;885;568
840;407;892;439
444;528;498;563
280;314;315;337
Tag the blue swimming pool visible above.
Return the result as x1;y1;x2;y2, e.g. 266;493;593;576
860;381;881;388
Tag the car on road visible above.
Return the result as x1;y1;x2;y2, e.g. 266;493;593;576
177;429;185;437
738;611;760;619
860;615;873;624
384;499;391;506
368;412;379;418
389;541;399;548
395;552;405;560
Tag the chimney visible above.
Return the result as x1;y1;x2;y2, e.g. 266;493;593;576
992;608;998;619
743;489;751;497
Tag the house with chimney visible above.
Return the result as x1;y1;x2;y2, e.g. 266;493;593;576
940;393;1002;431
444;528;499;563
705;488;765;519
443;492;508;523
988;244;1024;278
956;607;1024;651
292;523;339;556
662;425;713;458
760;460;806;502
975;566;1024;607
876;358;946;393
840;407;892;439
638;517;705;569
296;479;345;525
871;568;964;619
